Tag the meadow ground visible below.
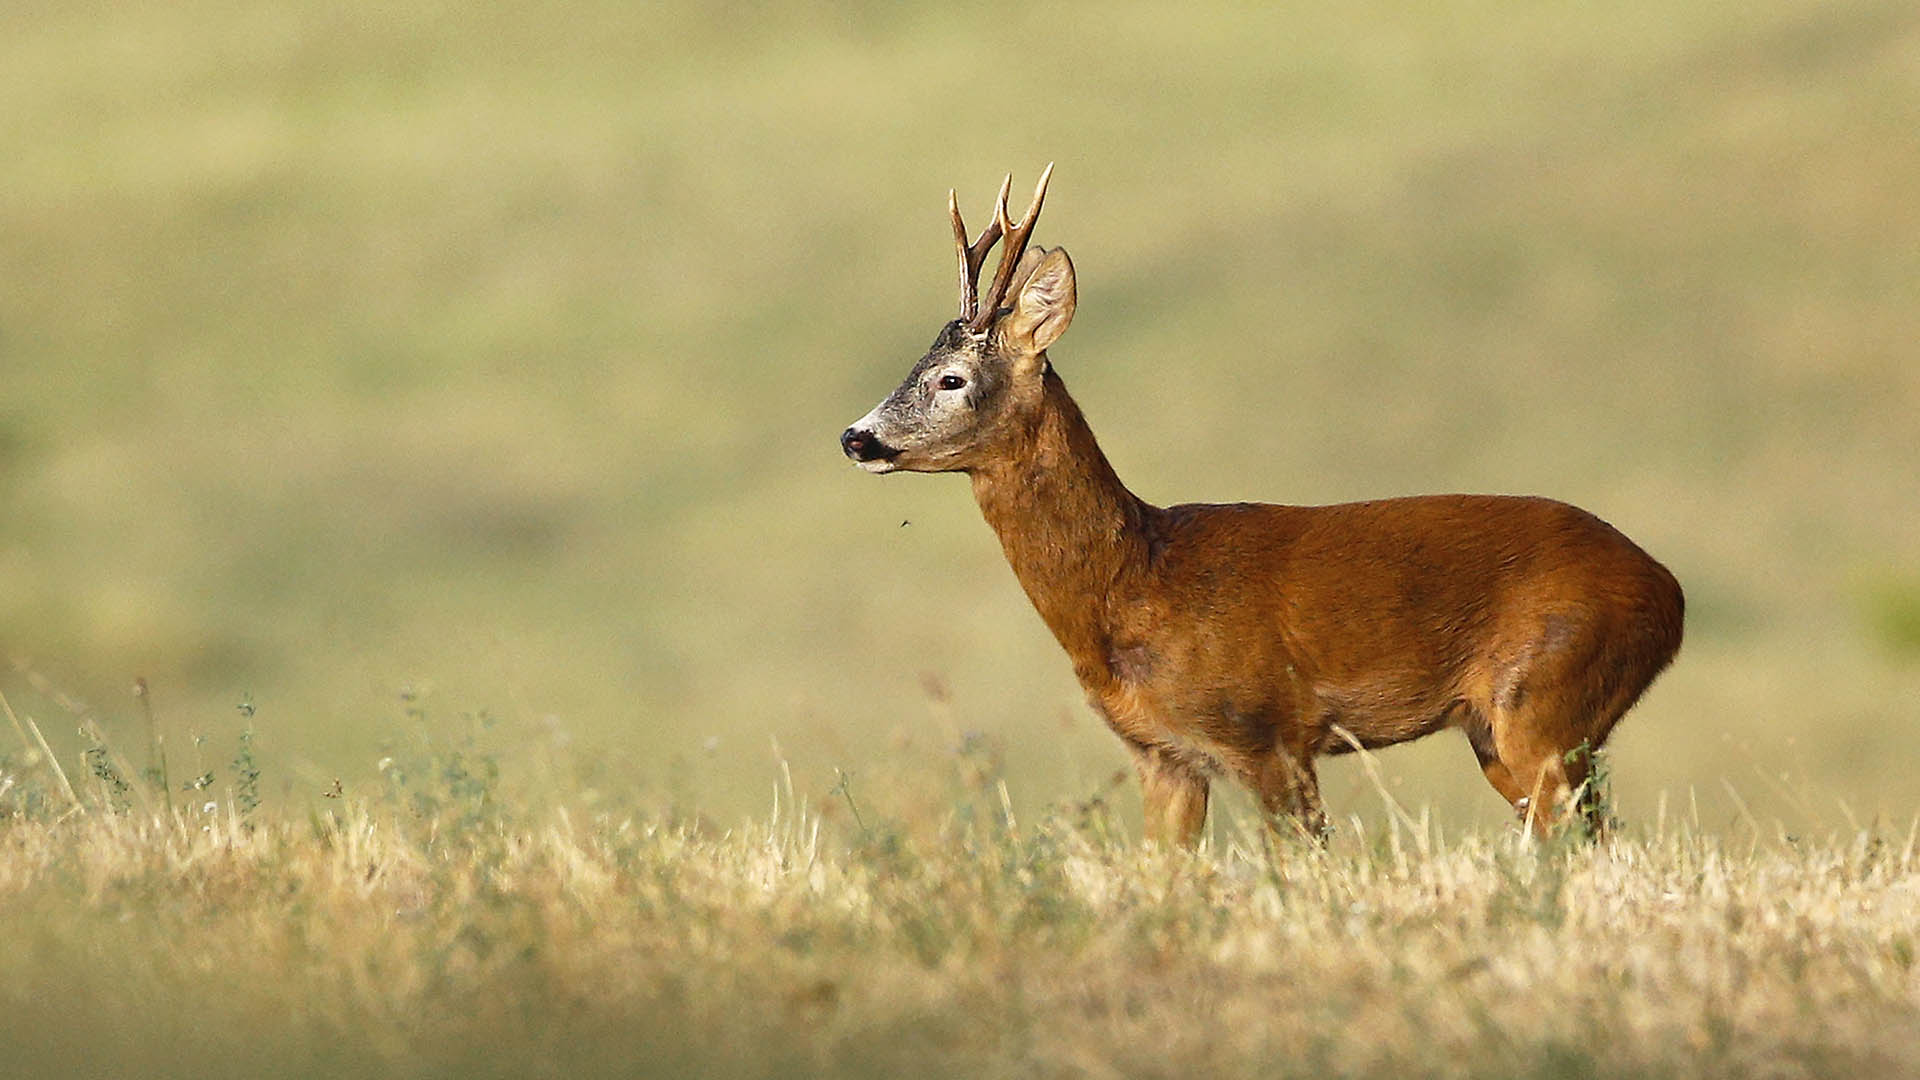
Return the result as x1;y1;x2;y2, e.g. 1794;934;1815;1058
2;741;1918;1080
2;0;1917;832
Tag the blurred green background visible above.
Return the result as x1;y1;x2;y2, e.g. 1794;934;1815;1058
3;0;1916;835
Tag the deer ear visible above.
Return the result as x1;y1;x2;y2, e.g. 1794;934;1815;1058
1004;247;1076;355
1004;247;1048;301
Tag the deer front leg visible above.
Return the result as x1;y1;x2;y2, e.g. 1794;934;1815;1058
1129;744;1209;849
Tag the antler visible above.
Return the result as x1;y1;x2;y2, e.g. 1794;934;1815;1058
949;179;1004;324
949;163;1054;330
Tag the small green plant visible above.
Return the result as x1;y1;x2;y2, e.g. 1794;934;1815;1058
376;694;504;835
133;677;172;814
80;722;133;813
232;719;261;819
1565;741;1616;841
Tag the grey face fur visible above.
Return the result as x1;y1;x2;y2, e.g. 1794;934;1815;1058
841;244;1075;473
842;320;1024;474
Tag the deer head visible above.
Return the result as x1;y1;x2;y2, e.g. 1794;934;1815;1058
841;164;1076;473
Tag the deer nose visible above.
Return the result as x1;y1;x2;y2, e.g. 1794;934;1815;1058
841;427;892;462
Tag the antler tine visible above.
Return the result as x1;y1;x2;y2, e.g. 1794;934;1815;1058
949;189;973;321
950;183;1006;322
970;162;1053;330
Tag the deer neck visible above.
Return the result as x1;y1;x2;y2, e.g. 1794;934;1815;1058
969;366;1153;681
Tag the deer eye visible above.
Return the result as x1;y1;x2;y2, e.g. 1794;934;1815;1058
936;374;967;391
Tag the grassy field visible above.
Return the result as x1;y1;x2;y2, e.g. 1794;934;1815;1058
2;749;1918;1079
2;0;1919;1072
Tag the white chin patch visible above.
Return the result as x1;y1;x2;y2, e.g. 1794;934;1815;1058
856;458;898;474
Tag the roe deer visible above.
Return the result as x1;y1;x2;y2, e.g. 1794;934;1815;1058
840;165;1683;847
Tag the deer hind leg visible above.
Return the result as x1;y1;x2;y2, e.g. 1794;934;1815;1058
1250;745;1328;844
1467;705;1585;837
1489;721;1616;839
1482;663;1622;838
1487;714;1579;837
1464;613;1631;836
1130;744;1210;849
1464;709;1531;814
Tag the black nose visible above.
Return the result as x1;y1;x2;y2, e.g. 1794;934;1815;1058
841;427;890;462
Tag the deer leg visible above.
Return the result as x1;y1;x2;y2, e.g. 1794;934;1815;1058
1488;711;1580;838
1485;641;1627;839
1465;711;1531;817
1251;746;1328;844
1129;745;1210;849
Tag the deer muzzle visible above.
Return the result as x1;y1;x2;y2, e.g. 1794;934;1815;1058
840;426;899;471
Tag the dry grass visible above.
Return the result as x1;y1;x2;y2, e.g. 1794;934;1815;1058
3;0;1918;830
3;744;1917;1080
